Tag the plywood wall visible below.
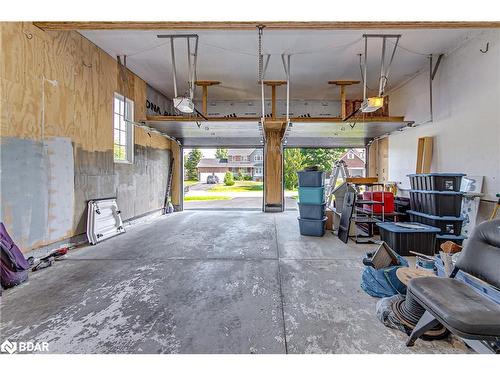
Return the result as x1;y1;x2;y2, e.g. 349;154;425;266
0;22;172;251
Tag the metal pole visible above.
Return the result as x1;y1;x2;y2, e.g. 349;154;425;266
429;54;433;122
187;37;192;98
170;37;178;98
193;36;199;87
363;36;368;100
258;26;265;122
286;55;290;125
379;37;386;96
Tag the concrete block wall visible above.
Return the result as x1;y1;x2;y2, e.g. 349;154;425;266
0;22;173;252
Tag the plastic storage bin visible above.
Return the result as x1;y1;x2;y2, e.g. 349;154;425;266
408;173;465;192
298;187;325;205
376;222;440;256
297;170;325;187
407;210;464;235
298;202;326;220
435;234;466;253
297;216;327;237
362;191;395;214
409;190;463;217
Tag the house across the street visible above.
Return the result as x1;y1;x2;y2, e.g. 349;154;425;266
339;148;366;177
197;149;264;182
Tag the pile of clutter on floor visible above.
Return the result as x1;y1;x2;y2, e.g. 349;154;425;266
0;222;70;291
360;239;463;342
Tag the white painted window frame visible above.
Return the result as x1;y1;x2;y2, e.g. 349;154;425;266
113;92;134;164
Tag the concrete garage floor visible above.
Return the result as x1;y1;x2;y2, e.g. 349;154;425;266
0;211;468;354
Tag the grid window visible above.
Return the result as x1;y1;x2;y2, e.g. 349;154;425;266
113;93;134;163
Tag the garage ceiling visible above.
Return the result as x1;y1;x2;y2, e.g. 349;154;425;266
79;27;483;146
79;28;480;101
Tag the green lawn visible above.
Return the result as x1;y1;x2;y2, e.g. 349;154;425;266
184;180;200;187
209;181;263;193
184;195;232;201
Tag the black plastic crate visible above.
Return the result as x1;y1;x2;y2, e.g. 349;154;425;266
408;173;465;192
298;202;326;220
435;234;466;253
409;190;463;217
376;222;440;256
298;216;327;237
297;170;325;187
407;210;464;235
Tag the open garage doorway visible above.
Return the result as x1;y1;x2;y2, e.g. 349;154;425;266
183;147;264;210
283;147;367;210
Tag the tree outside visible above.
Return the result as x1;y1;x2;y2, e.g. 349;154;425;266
185;148;203;181
284;148;306;190
284;148;347;190
215;148;228;159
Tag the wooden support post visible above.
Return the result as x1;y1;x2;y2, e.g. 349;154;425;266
170;140;182;210
263;80;287;119
195;80;220;115
328;80;360;119
263;119;286;211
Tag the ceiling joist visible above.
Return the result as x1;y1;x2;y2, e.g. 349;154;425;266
33;21;500;31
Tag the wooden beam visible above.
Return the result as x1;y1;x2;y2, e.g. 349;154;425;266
195;80;220;115
262;80;287;120
329;80;360;119
263;119;286;210
34;21;500;31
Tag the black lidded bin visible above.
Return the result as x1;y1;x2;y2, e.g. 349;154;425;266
409;190;463;217
407;210;464;235
298;202;326;220
298;216;327;236
435;234;466;253
376;222;440;256
408;173;465;192
297;170;325;187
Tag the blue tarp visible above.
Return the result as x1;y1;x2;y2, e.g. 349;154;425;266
360;255;409;298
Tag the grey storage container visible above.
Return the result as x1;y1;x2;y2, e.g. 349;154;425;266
298;202;326;220
297;216;327;237
407;210;464;235
408;173;465;192
297;170;325;187
376;222;440;256
409;190;463;217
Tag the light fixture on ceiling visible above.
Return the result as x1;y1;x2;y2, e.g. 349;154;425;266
173;97;195;113
361;96;384;113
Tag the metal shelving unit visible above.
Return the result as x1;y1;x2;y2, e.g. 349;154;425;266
350;182;386;244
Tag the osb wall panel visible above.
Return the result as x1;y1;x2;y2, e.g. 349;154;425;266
0;22;172;251
1;22;169;152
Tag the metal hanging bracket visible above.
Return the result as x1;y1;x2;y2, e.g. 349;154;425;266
281;54;291;144
157;34;199;113
430;54;444;80
361;34;401;99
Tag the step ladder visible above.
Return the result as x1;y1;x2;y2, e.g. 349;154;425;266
326;160;350;209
